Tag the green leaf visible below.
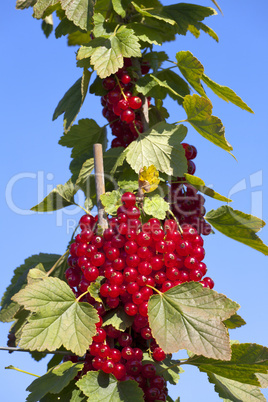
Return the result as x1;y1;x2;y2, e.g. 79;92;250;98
55;17;84;38
47;353;64;371
16;0;37;9
60;0;96;31
256;373;268;388
112;0;131;18
26;362;84;402
192;22;219;42
207;373;266;401
93;13;117;37
88;276;104;303
89;76;107;96
42;15;53;38
59;119;107;158
184;173;232;202
205;206;268;255
148;282;239;360
176;51;206;97
224;314;246;330
0;253;62;322
31;179;77;212
53;69;92;133
136;70;190;104
33;0;59;19
12;277;99;356
77;26;141;78
162;3;217;36
100;190;122;215
202;74;254;113
187;343;268;386
111;148;128;175
142;353;182;385
183;94;233;152
143;194;169;220
76;158;94;187
128;22;166;46
117;168;139;192
142;52;169;74
68;31;91;46
40;382;87;402
103;306;134;331
149;104;170;126
27;265;47;284
77;371;144;401
131;1;176;25
126;122;188;177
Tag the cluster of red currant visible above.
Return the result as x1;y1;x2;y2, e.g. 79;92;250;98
169;143;212;236
64;191;214;400
100;58;150;148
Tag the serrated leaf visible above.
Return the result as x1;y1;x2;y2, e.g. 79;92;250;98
128;22;166;46
103;306;134;331
40;382;87;402
77;26;141;78
208;373;266;402
33;0;59;18
126;122;188;177
47;353;64;371
26;362;84;402
143;194;169;220
59;119;107;158
205;206;268;255
77;371;144;401
100;190;122;215
42;15;53;38
12;277;98;356
187;343;268;386
149;105;169;126
224;314;246;330
148;282;239;360
162;3;217;36
184;173;232;202
194;22;219;42
0;253;62;322
176;51;206;97
131;1;176;25
31;179;78;212
88;276;104;303
256;373;268;388
202;74;253;113
60;0;96;31
16;0;37;9
183;94;233;152
142;353;182;385
53;69;92;133
136;71;190;105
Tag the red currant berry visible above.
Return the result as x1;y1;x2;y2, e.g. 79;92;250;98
152;347;166;362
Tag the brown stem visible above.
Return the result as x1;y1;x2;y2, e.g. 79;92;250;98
93;144;108;231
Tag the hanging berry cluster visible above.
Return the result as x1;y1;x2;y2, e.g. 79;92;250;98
65;192;214;400
100;57;150;149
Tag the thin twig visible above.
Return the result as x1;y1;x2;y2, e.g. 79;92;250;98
46;249;69;277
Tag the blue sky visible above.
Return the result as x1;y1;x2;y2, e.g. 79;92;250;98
1;1;268;401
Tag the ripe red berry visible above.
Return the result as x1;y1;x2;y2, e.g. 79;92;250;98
129;96;142;109
153;347;166;362
121;109;135;123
